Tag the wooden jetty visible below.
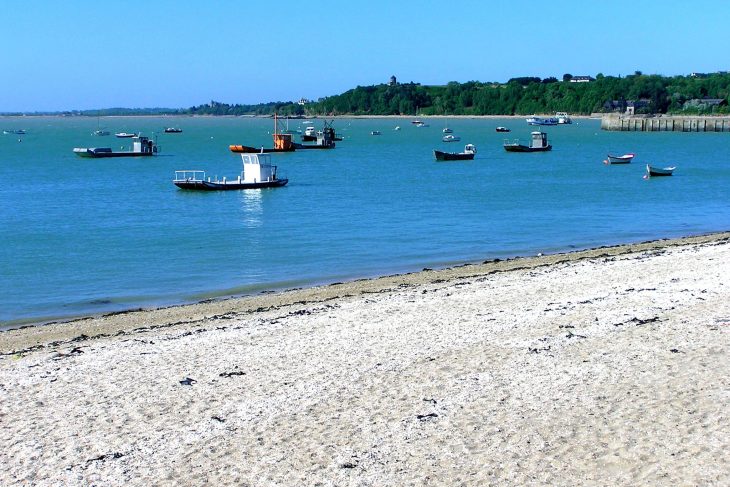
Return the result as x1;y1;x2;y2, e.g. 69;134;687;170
601;114;730;132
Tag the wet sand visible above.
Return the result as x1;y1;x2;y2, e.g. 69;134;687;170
1;233;729;485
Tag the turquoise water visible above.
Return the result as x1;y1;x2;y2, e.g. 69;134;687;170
1;116;729;326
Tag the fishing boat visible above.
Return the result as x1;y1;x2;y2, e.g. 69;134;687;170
503;131;552;152
526;116;558;126
164;127;183;133
604;153;635;164
115;132;137;138
442;134;461;142
230;115;296;153
495;126;510;132
645;164;676;177
173;153;288;190
434;144;476;161
73;135;157;158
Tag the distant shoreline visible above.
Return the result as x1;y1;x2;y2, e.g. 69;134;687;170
0;113;599;119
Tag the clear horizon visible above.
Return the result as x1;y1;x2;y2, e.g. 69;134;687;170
3;0;728;112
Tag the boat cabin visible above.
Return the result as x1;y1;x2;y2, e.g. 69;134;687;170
530;131;549;149
241;153;277;183
272;133;294;150
132;136;157;154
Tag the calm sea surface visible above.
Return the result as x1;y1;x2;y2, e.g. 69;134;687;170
1;116;729;326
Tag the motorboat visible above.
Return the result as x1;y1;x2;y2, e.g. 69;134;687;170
371;130;381;135
604;153;635;164
92;130;110;136
164;127;183;133
442;134;461;142
496;126;510;132
115;132;137;138
434;143;476;161
503;131;552;152
173;153;288;190
556;112;572;124
301;126;317;141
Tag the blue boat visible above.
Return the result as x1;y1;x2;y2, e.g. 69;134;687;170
526;116;558;126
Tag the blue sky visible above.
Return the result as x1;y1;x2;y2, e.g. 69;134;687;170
2;0;728;111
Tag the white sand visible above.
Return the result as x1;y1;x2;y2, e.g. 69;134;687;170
1;234;729;486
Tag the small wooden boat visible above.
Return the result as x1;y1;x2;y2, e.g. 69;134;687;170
503;131;552;152
73;136;157;158
173;153;288;190
604;153;635;164
442;134;461;142
164;127;183;133
495;126;510;132
645;164;676;177
434;144;476;161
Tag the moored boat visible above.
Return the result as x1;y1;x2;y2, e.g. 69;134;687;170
526;116;558;126
92;130;110;136
371;130;381;135
115;132;137;138
173;153;288;190
434;144;476;161
503;131;552;152
301;126;318;141
164;127;183;133
230;115;296;153
645;164;676;177
556;112;572;124
496;126;510;132
73;135;158;158
442;134;461;142
604;153;635;164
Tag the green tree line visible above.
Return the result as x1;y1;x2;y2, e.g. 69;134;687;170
6;72;729;116
182;72;730;116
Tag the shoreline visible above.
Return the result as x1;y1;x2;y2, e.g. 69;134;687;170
1;231;728;485
2;231;728;355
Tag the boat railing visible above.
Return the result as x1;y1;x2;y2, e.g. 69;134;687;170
174;170;206;182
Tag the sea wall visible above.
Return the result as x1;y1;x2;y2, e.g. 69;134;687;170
601;114;730;132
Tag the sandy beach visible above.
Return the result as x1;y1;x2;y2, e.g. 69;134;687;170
1;233;729;486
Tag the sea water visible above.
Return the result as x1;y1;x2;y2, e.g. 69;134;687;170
1;116;729;326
